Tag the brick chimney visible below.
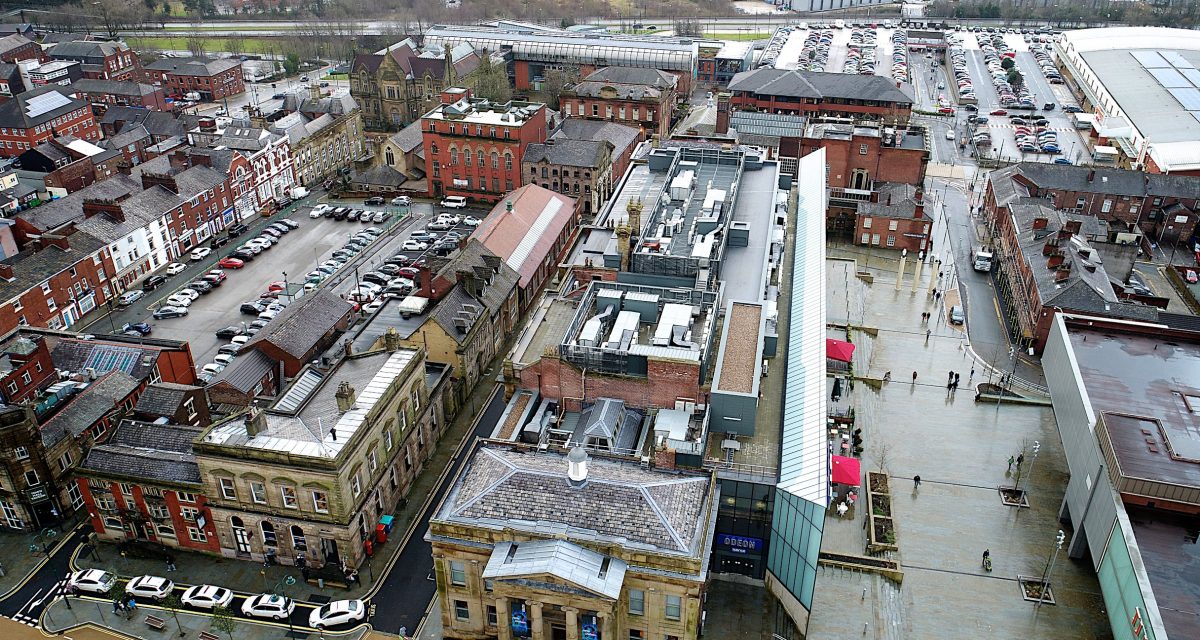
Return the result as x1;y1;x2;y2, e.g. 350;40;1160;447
1065;219;1081;235
188;152;212;168
0;263;13;280
1032;216;1049;230
82;198;125;222
1055;264;1072;282
35;234;70;251
335;381;356;412
244;406;267;437
1087;169;1096;182
715;92;731;135
310;83;321;102
140;172;179;194
913;189;925;219
1047;253;1064;268
169;150;191;171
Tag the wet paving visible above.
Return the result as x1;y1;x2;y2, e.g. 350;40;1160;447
810;255;1112;639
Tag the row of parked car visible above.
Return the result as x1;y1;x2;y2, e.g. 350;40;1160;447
67;569;365;629
947;38;977;103
310;203;393;224
890;29;909;83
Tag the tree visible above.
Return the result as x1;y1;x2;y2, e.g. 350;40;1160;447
186;37;208;57
1000;57;1014;71
539;66;578;110
211;605;237;640
471;52;512;104
673;18;702;38
1006;68;1024;91
283;52;301;76
161;593;185;638
92;0;150;38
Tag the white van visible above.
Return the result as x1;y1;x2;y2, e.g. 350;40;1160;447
440;195;468;209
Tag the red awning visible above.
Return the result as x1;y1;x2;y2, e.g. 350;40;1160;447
826;338;856;363
830;455;861;486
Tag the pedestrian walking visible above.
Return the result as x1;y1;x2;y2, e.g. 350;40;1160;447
934;291;942;302
951;379;958;391
165;554;176;572
111;599;120;615
912;371;918;384
970;365;976;381
1007;455;1015;472
914;475;922;488
926;329;932;342
1017;453;1025;467
883;371;891;382
948;371;954;384
127;597;137;618
954;372;961;385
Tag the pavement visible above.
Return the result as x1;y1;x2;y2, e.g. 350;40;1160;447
811;254;1110;639
0;514;83;600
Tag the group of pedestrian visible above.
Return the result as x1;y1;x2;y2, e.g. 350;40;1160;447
1006;452;1026;472
946;370;962;391
111;596;138;619
920;311;932;323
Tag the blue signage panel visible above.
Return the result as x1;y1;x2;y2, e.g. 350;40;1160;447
582;623;599;640
512;611;529;636
717;533;763;554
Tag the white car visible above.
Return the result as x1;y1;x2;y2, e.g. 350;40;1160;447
117;290;145;306
440;195;468;208
189;247;212;261
309;599;366;629
164;295;194;308
213;353;235;367
241;593;295;620
390;196;411;206
125;575;175;601
362;300;384;314
402;240;428;251
258;309;279;321
165;262;187;276
310;204;330;218
176;288;201;301
436;214;461;225
69;569;117;594
201;363;225;376
181;585;234;610
463;216;481;227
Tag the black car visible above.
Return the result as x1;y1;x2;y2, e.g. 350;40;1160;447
211;235;232;248
362;272;391;286
152;306;188;319
268;223;291;234
962;104;978;112
142;274;167;291
188;280;214;293
229;223;249;237
385;254;410;267
279;219;299;229
218;343;242;356
215;326;245;339
231;249;256;261
123;322;153;336
333;208;350;220
249;319;271;330
364;196;385;205
347;209;361;221
240;301;268;315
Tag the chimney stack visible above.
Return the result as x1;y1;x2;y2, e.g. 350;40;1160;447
244;406;267;437
335;381;356;412
310;83;321;102
715;92;731;135
616;224;631;272
0;264;12;280
1033;217;1049;230
384;326;401;352
1087;169;1096;182
626;198;643;237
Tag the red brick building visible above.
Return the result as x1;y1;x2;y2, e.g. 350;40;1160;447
727;68;914;124
0;231;114;334
854;184;933;253
421;88;548;203
48;40;140;82
76;420;221;552
0;87;99;158
144;57;244;101
0;33;43;65
71;79;169;111
244;289;353;378
560;66;678;138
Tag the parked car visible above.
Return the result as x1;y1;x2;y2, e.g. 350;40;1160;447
242;594;295;620
200;363;225;376
142;274;167;291
122;322;152;336
362;272;391;286
231;249;256;261
440;195;468;208
210;235;232;248
990;109;1008;116
310;599;366;629
215;326;245;339
402;240;428;251
166;262;187;276
187;280;214;294
182;585;233;610
371;211;388;223
241;301;269;315
217;342;243;356
310;206;328;218
228;222;248;236
365;196;385;205
1188;269;1199;284
205;269;228;284
153;306;188;319
949;305;965;325
190;247;212;261
280;219;300;229
125;575;175;601
68;569;117;594
391;196;411;206
218;257;245;269
261;227;283;238
463;216;481;227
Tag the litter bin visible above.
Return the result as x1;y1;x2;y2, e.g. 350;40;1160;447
376;524;387;545
380;515;394;534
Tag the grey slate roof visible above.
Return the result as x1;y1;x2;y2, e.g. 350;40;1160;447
0;85;88;129
552;118;641;158
0;230;106;302
858;183;925;220
72;78;159;97
145;56;241;77
16;173;140;232
523;139;611;169
135;382;199;418
728;68;915;105
430;285;483;344
997;161;1200;201
40;370;140;447
101;107;190;140
246;289;352;360
433;239;520;313
0;33;33;56
438;443;713;556
105;124;150;150
82;420;203;485
49;40;127;61
581;66;678;89
353;163;407;188
208;348;275;393
483;539;628;600
390;121;424;153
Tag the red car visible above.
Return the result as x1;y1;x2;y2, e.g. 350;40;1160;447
397;267;420;279
266;281;287;292
990;109;1008;116
218;257;245;269
938;107;954;114
205;269;228;283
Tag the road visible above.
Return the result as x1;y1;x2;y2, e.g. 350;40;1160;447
0;525;82;627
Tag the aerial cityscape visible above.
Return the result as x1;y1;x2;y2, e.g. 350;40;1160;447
0;0;1192;639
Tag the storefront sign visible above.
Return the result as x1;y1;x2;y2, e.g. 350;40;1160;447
511;611;529;636
717;533;762;554
581;622;599;640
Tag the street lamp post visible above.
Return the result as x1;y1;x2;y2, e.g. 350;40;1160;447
1017;440;1041;493
1037;529;1067;607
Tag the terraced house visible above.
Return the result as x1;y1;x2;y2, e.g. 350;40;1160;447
191;336;450;570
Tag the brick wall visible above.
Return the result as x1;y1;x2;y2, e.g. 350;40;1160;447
520;356;701;412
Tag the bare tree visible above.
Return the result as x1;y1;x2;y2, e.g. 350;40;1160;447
472;52;512;103
187;37;208;57
672;18;702;38
539;66;579;110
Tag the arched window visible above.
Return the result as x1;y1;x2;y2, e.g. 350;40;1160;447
478;149;485;167
261;521;277;547
504;152;512;170
464;147;472;165
290;525;307;552
490;151;498;169
430;142;439;156
385;148;395;166
450;147;459;165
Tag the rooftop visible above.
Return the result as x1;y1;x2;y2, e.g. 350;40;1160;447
144;56;241;77
483;539;627;600
714;303;763;394
435;442;715;557
0;230;107;303
727;68;915;105
0;85;87;129
245;289;352;360
39;370;140;447
423;93;546;127
474;184;576;288
81;420;203;486
424;24;698;72
203;348;418;460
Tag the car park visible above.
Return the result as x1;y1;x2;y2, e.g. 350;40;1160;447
69;570;117;594
182;585;233;610
190;247;212;261
309;599;366;629
242;594;295;620
166;262;187;276
153;306;188;319
125;575;175;601
142;274;168;291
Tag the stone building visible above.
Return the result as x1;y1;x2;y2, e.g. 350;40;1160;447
559;66;679;139
192;339;450;570
273;87;366;187
427;442;718;640
351;39;486;131
521;139;612;216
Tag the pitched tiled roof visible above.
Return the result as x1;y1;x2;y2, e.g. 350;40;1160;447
523;139;611;169
49;40;127;60
40;370;140;447
0;85;88;129
145;56;240;77
728;68;914;105
438;444;713;556
208;348;274;393
15;173;139;232
134;382;198;418
996;161;1200;201
390;121;424;153
246;289;352;360
475;184;577;287
82;420;203;485
0;229;106;302
0;33;33;56
72;78;159;97
354;164;407;187
552;118;641;158
582;66;678;88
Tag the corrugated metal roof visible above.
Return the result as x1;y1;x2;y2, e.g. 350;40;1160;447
483;539;627;600
273;369;325;413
